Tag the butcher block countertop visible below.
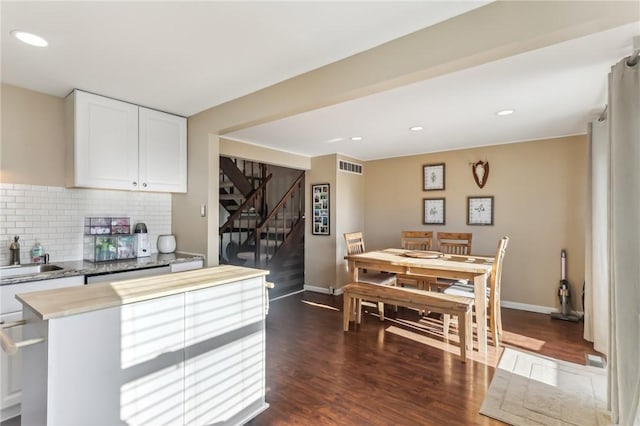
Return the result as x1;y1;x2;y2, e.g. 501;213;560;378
16;265;269;320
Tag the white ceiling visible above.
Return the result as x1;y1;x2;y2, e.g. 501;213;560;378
227;22;639;160
1;1;488;116
2;2;638;161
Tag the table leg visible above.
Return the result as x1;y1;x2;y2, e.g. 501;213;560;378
474;273;488;354
349;260;359;282
343;293;352;331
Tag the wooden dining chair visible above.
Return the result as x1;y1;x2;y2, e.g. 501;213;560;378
443;236;509;347
431;232;474;289
398;231;434;290
436;232;472;255
344;232;396;321
401;231;433;251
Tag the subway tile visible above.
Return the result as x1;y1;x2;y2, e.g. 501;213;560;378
0;184;171;263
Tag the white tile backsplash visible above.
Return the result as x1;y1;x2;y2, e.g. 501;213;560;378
0;183;172;265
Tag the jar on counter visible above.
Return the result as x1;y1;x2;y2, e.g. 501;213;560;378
157;235;176;254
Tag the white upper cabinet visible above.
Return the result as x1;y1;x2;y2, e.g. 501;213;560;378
67;90;187;193
139;107;187;192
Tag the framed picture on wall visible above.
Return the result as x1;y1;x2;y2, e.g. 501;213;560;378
423;198;446;225
467;196;494;225
312;183;330;235
423;163;445;191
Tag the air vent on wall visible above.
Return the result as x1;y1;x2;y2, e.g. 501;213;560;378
338;160;363;175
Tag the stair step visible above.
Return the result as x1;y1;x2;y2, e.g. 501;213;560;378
236;251;269;261
220;194;245;201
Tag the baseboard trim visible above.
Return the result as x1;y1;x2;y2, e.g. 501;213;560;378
502;300;583;317
303;285;331;294
501;301;556;314
303;285;344;296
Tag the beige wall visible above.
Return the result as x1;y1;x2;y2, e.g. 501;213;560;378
335;155;365;288
304;155;337;289
364;135;587;310
1;84;66;186
220;137;311;170
178;1;629;263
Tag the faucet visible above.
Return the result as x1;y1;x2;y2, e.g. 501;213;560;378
9;236;20;265
43;253;50;264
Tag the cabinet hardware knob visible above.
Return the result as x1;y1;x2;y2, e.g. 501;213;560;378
132;181;138;187
142;183;148;188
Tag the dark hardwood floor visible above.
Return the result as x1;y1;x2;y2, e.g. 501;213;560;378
248;291;598;426
1;291;597;426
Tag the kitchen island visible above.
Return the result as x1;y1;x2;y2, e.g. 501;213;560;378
14;265;270;426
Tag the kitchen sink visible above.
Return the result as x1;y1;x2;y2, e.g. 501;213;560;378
0;263;64;279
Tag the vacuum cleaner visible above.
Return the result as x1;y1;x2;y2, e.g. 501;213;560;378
551;249;581;322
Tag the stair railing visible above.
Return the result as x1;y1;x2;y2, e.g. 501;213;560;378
219;174;273;261
255;171;305;267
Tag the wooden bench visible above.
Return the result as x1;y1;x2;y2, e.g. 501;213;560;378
342;282;475;361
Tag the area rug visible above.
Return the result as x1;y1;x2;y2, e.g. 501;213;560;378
480;348;610;426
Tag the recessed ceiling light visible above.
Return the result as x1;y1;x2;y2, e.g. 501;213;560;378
409;126;424;131
350;136;363;141
11;30;48;47
496;109;514;116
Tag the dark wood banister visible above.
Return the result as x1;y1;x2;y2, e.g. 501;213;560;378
219;173;273;234
256;171;305;231
255;171;305;265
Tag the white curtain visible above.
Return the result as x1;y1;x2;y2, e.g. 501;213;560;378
584;118;609;355
608;56;640;426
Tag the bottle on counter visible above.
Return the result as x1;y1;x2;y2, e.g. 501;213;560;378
9;235;20;265
32;241;44;263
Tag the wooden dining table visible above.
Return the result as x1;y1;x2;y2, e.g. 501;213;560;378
345;248;494;354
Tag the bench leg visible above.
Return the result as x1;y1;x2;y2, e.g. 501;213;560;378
465;309;473;352
443;313;451;337
457;313;466;362
343;293;352;331
378;302;385;321
356;298;363;324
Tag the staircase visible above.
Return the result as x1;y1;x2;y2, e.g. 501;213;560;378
219;157;305;297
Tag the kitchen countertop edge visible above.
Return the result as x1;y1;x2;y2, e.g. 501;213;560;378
17;265;269;320
1;252;206;286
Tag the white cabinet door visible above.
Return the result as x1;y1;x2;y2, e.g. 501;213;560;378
138;107;187;193
170;259;203;273
72;90;139;190
0;312;22;419
1;275;84;315
184;277;265;425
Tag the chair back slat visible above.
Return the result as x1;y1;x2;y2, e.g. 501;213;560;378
344;232;366;255
436;232;472;255
401;231;433;251
490;236;509;312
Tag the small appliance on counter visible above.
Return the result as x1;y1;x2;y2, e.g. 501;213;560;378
83;217;136;262
157;234;176;254
134;222;151;258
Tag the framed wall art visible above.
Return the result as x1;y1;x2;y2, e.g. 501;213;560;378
423;198;446;225
467;196;494;225
423;163;445;191
312;183;330;235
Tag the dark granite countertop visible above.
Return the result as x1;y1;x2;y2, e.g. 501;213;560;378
0;252;205;286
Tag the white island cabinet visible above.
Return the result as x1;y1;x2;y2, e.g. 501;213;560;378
16;266;270;426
